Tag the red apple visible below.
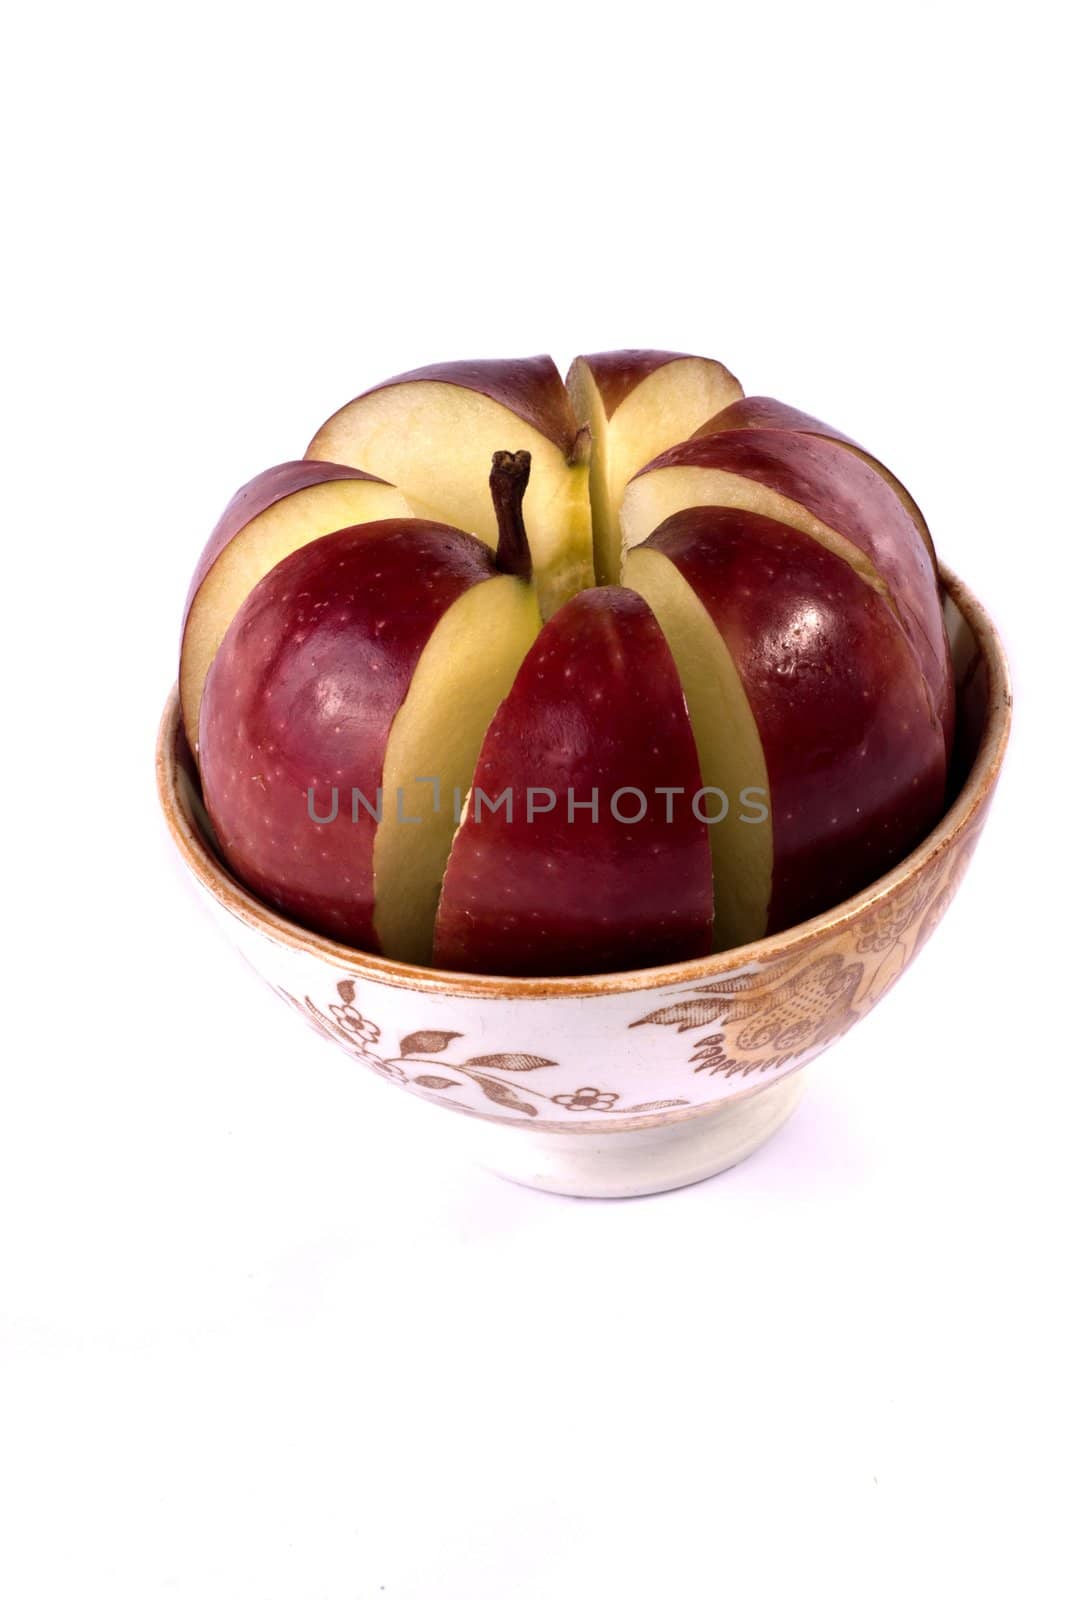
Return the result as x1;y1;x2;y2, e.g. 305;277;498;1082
183;352;956;975
433;586;714;976
198;456;541;963
625;506;947;948
621;427;954;754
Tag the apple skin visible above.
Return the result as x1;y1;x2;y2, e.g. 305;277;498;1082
690;396;935;562
630;428;954;753
433;586;714;977
570;349;726;419
693;396;857;447
199;520;500;950
181;460;390;629
642;506;947;935
179;460;399;750
313;355;587;460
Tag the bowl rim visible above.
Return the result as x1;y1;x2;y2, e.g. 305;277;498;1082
157;563;1011;1001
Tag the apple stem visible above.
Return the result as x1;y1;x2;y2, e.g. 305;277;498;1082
490;450;533;582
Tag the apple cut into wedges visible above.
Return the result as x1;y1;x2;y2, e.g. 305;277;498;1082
184;349;956;978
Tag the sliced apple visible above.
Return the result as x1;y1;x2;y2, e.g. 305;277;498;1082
691;395;936;563
626;507;946;948
621;428;954;754
199;457;542;962
306;355;592;617
567;349;742;584
433;586;714;978
374;571;539;964
180;461;409;754
623;545;771;951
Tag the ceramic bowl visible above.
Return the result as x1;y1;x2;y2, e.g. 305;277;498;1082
157;565;1010;1198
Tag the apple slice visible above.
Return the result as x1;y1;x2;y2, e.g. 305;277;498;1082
691;395;935;563
433;586;714;977
199;456;541;963
626;507;946;949
620;428;954;754
180;461;409;754
567;349;742;584
306;355;593;617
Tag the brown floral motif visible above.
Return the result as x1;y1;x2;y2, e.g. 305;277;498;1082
727;954;863;1053
274;980;691;1120
328;989;380;1045
552;1087;619;1112
632;951;865;1078
912;832;983;958
552;1090;691;1115
850;821;985;1007
685;1033;802;1082
854;878;932;953
631;810;985;1081
281;989;406;1081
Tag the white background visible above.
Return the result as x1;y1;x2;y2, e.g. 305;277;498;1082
3;3;1064;1595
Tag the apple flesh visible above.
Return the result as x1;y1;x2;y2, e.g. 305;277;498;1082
179;461;409;754
306;355;593;617
567;349;742;584
625;507;946;948
620;427;954;755
433;586;714;977
199;480;540;963
691;395;935;563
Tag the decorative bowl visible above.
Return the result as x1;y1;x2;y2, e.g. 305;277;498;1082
157;565;1010;1197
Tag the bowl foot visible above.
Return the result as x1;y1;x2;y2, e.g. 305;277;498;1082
463;1070;806;1198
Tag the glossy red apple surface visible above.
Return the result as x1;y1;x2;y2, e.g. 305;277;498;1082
627;507;946;947
199;498;539;964
433;586;715;976
621;426;954;755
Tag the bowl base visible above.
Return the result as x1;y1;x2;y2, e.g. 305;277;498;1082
462;1070;806;1198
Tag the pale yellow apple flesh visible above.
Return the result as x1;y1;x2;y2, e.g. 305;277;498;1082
373;573;541;965
624;545;772;949
307;383;593;617
181;476;408;752
568;357;742;584
621;465;889;600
